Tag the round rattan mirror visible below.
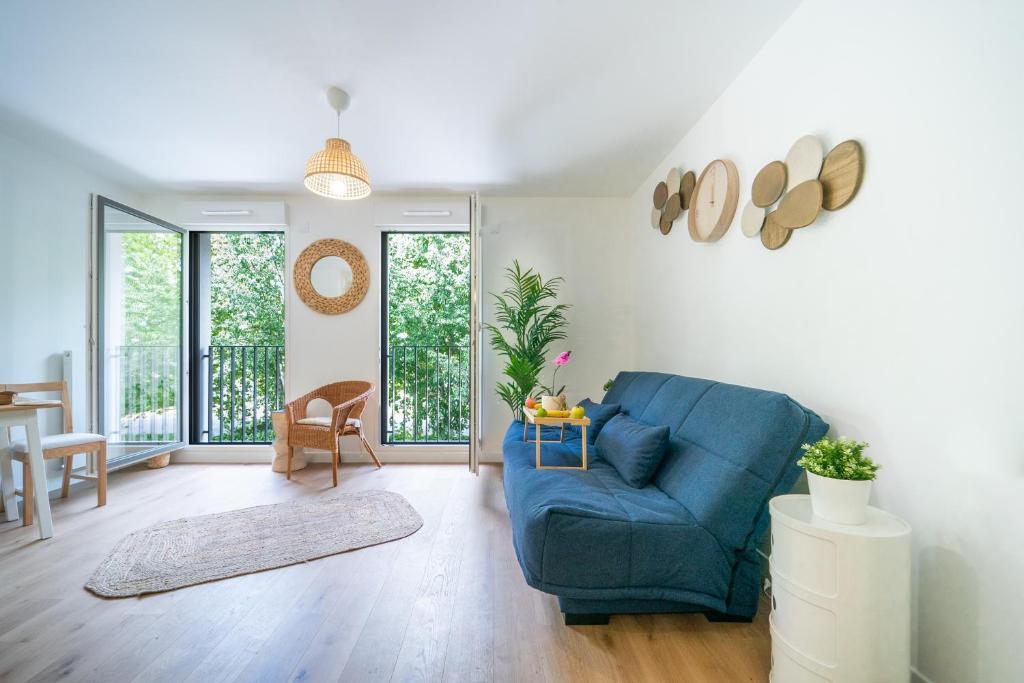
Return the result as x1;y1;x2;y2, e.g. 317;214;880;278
293;238;369;314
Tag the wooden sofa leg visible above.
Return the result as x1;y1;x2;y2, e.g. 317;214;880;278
564;613;610;626
704;610;753;623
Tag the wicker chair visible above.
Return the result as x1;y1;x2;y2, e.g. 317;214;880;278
285;381;381;486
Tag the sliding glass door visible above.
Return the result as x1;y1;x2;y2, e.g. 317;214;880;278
96;197;185;465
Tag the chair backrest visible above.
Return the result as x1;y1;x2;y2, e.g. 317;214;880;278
290;381;375;420
0;381;72;432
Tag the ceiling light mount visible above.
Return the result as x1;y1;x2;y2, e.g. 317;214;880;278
304;86;371;201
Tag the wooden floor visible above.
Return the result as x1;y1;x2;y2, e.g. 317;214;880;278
0;463;771;683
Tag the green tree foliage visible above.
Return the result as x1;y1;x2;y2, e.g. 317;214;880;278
121;232;181;346
209;233;285;346
118;232;285;442
206;234;285;442
385;233;470;442
484;261;569;422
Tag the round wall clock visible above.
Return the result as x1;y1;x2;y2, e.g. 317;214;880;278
688;159;739;243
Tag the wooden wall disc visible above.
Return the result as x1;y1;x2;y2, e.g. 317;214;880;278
740;200;766;237
653;181;669;210
662;193;682;222
659;215;673;235
680;170;696;210
784;135;824;190
776;179;823;229
751;160;787;207
820;140;864;210
760;211;792;250
666;167;682;194
650;207;662;230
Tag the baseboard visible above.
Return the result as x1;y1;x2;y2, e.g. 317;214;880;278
170;445;503;465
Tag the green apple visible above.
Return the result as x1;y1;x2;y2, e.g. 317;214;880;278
570;405;585;419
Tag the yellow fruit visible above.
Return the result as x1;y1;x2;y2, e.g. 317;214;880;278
570;406;585;419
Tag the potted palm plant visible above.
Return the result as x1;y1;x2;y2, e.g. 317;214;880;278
484;261;569;422
797;437;879;525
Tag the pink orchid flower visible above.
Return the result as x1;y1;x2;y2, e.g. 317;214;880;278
554;351;572;366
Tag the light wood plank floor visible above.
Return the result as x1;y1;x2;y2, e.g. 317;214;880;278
0;463;770;683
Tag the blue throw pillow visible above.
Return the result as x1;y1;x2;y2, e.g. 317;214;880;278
595;414;670;488
578;398;620;445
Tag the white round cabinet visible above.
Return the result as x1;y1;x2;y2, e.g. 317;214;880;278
768;495;911;682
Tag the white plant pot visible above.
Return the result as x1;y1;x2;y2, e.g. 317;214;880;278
540;394;566;411
807;471;872;525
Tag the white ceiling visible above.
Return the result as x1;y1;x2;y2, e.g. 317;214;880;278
0;1;798;196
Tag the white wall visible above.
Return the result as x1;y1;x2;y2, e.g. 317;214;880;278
144;193;630;462
0;128;140;487
479;197;631;457
626;2;1023;681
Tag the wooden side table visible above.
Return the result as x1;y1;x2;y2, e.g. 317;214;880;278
523;407;591;470
0;400;61;539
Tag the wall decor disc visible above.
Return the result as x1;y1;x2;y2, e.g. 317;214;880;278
653;181;669;210
650;207;662;230
666;167;682;194
688;159;740;243
776;179;823;229
659;214;673;235
760;211;792;250
740;200;766;237
662;193;683;223
680;170;696;210
820;139;864;210
784;135;824;190
751;160;787;207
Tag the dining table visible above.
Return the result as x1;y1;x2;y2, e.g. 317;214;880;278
0;399;62;539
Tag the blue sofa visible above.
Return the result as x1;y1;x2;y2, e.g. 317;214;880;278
502;371;828;625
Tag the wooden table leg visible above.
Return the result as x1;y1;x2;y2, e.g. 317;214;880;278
535;422;541;469
582;426;588;470
0;444;18;523
23;416;53;539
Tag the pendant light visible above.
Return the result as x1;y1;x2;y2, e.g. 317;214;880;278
304;87;371;200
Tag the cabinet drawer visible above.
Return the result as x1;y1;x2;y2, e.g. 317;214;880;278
771;583;837;666
771;633;831;683
771;520;837;597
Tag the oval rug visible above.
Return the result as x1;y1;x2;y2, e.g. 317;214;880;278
85;489;422;598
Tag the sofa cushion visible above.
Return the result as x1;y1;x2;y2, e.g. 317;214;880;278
595;414;669;488
577;398;619;445
502;423;732;607
603;371;828;554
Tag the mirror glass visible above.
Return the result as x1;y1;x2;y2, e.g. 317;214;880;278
310;255;353;297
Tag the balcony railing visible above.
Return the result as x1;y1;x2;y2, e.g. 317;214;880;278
204;345;285;444
385;344;470;444
117;345;179;442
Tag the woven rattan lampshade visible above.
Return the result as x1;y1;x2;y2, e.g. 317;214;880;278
304;138;372;200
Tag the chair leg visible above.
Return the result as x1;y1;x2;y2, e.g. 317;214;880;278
61;456;73;498
97;443;107;507
331;441;339;487
22;462;33;527
359;433;382;468
286;446;294;480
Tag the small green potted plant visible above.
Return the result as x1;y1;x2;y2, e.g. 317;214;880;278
797;437;879;525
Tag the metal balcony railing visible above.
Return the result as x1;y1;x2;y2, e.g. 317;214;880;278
204;345;285;444
384;344;470;444
117;345;179;442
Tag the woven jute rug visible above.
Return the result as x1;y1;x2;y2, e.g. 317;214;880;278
85;489;422;598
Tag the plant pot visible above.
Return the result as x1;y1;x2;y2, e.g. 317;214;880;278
540;395;566;411
807;471;872;525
